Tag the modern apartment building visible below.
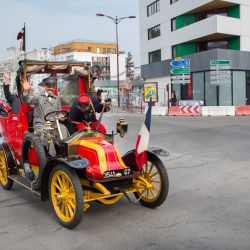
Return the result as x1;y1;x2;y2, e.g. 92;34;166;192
53;40;127;81
139;0;250;106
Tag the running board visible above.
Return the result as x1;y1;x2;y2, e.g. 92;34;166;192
8;175;41;197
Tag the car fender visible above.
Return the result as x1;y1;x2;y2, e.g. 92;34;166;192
40;156;89;201
122;147;169;171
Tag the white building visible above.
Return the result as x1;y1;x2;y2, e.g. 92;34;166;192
0;47;53;98
53;40;127;81
139;0;250;106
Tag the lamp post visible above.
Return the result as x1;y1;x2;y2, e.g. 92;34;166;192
96;13;136;107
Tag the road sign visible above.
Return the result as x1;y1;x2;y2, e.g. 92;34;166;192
170;67;190;75
180;106;199;114
210;65;231;70
210;60;231;65
210;70;231;75
171;75;191;80
170;59;190;67
210;80;231;85
171;80;190;84
210;75;231;81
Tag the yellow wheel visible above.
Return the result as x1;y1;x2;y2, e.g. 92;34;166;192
49;165;83;229
0;148;13;190
135;152;169;208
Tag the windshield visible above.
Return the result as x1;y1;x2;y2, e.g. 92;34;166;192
58;74;79;106
28;73;80;106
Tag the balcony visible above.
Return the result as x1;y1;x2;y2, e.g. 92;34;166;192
169;0;240;19
171;15;241;45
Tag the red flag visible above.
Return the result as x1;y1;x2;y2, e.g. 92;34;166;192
17;28;24;40
135;98;152;169
17;25;26;51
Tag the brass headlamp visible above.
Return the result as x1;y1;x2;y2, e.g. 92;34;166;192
116;117;128;138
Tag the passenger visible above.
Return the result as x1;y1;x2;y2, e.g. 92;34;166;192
69;94;110;134
21;76;68;156
3;71;20;113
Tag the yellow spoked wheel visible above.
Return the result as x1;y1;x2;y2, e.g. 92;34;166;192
135;152;169;208
49;165;83;229
0;148;13;190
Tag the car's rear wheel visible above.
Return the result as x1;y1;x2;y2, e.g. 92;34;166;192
134;152;169;208
49;165;83;229
0;148;13;190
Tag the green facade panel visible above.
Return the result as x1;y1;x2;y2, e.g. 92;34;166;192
228;37;240;50
176;43;196;57
176;15;195;29
228;5;240;18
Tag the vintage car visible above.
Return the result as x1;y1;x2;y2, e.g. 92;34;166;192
0;60;169;229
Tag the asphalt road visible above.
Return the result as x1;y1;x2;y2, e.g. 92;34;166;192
0;111;250;250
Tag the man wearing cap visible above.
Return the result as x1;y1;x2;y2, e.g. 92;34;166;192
69;94;109;134
21;77;68;155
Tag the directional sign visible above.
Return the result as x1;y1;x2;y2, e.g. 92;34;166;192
210;65;231;70
170;59;190;67
210;80;231;85
210;75;231;80
172;79;190;84
210;60;231;65
171;67;190;75
171;75;191;80
210;70;231;75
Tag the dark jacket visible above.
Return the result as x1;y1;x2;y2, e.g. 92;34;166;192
69;95;107;123
3;85;20;113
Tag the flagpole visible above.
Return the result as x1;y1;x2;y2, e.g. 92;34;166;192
23;22;27;80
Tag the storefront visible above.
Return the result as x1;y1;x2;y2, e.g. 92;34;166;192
141;49;250;107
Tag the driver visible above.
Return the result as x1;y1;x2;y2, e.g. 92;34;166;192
69;94;109;134
21;77;68;155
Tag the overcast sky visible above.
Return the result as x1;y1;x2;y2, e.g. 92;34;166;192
0;0;140;66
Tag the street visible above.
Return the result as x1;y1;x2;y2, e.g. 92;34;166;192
0;112;250;250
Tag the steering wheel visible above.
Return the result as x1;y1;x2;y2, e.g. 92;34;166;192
44;110;69;122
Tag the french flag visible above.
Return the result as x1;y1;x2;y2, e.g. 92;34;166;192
135;98;152;170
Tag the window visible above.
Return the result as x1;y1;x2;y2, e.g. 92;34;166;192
103;48;106;54
207;8;227;18
149;49;161;64
148;25;161;40
207;40;228;50
170;0;178;4
88;47;92;52
66;55;73;61
147;1;160;17
192;72;205;101
97;48;100;54
171;18;176;31
172;46;177;58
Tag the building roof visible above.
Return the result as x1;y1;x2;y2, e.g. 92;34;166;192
57;39;116;46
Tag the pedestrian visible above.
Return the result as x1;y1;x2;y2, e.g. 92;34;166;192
170;90;177;106
69;94;110;134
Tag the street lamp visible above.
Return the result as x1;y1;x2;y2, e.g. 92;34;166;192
96;13;136;107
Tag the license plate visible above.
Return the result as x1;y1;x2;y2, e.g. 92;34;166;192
103;168;131;179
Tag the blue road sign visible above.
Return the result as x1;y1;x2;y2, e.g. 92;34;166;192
170;59;190;67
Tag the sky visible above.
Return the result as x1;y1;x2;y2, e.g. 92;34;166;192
0;0;140;66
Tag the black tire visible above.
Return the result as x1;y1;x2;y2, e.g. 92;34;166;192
22;133;47;189
0;147;14;190
49;164;83;229
134;151;169;208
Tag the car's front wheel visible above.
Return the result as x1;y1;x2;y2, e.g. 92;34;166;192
49;164;83;229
